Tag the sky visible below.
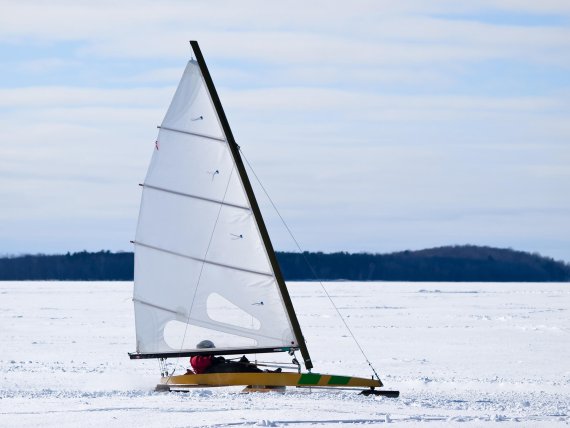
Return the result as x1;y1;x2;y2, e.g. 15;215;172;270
1;0;569;262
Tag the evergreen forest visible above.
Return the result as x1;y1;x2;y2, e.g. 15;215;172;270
1;245;568;282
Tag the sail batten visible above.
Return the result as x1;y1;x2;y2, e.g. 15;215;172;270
133;241;274;277
158;125;226;143
142;184;251;211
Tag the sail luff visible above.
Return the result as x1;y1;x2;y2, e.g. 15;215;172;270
189;40;313;370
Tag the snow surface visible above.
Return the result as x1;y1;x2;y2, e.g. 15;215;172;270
1;281;569;427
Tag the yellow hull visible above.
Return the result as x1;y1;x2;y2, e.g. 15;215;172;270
160;371;382;389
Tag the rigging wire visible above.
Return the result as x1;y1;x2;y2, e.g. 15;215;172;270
239;147;383;382
166;166;236;381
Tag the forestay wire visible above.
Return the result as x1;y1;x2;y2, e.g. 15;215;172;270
239;148;382;382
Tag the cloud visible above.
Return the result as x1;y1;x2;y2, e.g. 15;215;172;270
15;58;81;73
0;1;569;261
113;68;184;84
2;1;570;68
0;86;172;108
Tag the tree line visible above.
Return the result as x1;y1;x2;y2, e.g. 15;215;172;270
0;246;568;282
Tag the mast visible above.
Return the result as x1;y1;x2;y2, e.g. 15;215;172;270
189;40;313;370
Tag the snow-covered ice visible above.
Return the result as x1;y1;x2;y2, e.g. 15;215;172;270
1;281;569;427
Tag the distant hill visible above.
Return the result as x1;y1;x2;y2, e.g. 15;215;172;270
0;246;568;282
278;246;570;282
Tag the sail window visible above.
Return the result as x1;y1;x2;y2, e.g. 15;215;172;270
206;293;261;330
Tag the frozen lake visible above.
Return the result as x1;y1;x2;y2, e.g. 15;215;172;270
1;281;569;426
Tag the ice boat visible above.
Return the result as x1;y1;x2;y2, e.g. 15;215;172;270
129;41;398;397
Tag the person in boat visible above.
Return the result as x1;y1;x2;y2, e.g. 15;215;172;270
189;340;264;374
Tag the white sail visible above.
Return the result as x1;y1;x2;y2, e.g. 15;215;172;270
133;60;298;355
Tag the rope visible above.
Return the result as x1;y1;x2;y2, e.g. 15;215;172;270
240;148;382;382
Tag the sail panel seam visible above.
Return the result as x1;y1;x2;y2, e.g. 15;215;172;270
158;125;226;142
143;184;251;211
133;241;273;277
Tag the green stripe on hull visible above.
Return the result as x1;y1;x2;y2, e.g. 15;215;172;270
328;375;351;385
298;373;322;385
